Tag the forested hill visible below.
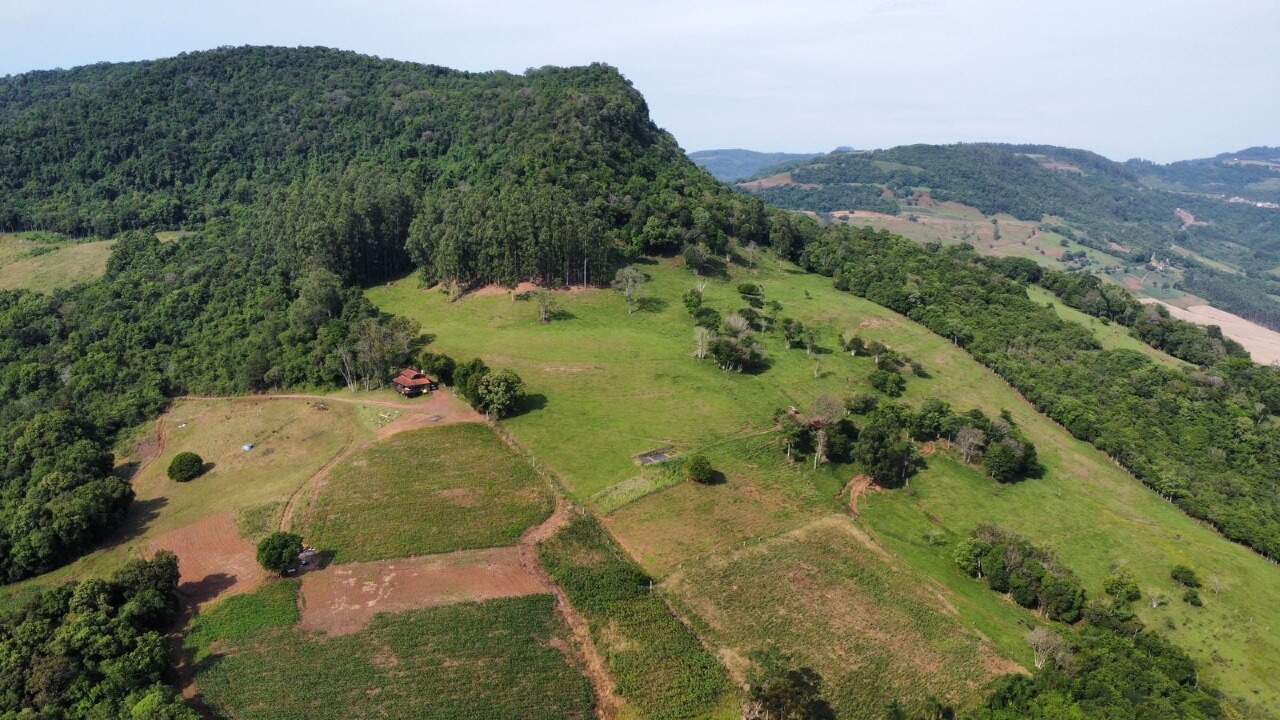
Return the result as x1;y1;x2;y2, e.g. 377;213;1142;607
0;47;780;584
0;45;767;286
1128;146;1280;204
745;143;1280;328
688;148;822;181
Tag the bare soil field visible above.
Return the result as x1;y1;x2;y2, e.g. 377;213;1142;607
149;513;267;606
1143;299;1280;364
298;546;547;635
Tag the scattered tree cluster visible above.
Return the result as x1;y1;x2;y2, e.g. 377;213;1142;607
953;526;1086;622
802;224;1280;560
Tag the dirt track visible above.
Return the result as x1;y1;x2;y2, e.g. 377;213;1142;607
149;513;268;607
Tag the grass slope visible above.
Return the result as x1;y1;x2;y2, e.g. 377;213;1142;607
0;232;114;291
301;423;553;562
539;516;732;720
1025;284;1188;368
372;256;1280;715
190;590;593;720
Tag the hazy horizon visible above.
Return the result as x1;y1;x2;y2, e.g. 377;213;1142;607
2;1;1277;163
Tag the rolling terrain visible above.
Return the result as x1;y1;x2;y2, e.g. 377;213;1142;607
0;46;1276;720
371;257;1280;716
738;143;1280;333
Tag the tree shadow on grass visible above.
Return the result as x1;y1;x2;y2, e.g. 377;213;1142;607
180;573;240;606
509;393;548;418
635;296;668;313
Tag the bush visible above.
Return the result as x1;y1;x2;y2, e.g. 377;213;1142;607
1182;588;1203;606
256;532;303;575
868;369;906;397
685;454;715;484
167;452;205;482
1170;564;1201;588
845;393;879;415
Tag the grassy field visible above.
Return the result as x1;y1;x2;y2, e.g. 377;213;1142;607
0;397;364;600
1025;285;1188;368
539;516;733;720
665;517;1016;718
372;255;1280;715
190;590;594;720
0;232;115;291
301;423;553;562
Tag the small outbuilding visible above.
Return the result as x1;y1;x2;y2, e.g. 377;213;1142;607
391;368;438;396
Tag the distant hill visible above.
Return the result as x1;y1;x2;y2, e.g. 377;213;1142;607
1128;146;1280;204
688;148;822;181
740;142;1280;329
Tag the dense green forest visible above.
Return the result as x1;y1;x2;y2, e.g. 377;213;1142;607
0;553;195;718
0;46;769;583
801;226;1280;560
749;143;1280;329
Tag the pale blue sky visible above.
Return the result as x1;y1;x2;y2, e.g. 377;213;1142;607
2;0;1276;162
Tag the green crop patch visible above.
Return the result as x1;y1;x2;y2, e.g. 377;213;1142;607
302;423;553;563
539;515;731;719
193;594;593;720
185;579;301;661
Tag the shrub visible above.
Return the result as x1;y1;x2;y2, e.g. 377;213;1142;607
1182;588;1203;606
256;531;303;575
1170;564;1201;588
845;393;879;415
685;454;715;484
868;369;906;397
167;452;205;482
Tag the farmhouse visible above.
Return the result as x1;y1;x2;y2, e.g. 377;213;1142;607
391;368;438;396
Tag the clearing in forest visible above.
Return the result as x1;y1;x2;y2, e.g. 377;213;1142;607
0;232;116;292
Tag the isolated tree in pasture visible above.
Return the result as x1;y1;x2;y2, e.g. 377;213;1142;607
257;532;303;575
533;289;558;323
693;326;714;359
167;452;205;482
955;426;986;463
808;395;846;468
476;369;525;419
841;331;864;356
683;287;704;314
613;266;647;314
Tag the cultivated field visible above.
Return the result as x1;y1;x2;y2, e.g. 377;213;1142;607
372;256;1280;714
300;423;552;562
189;588;594;720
